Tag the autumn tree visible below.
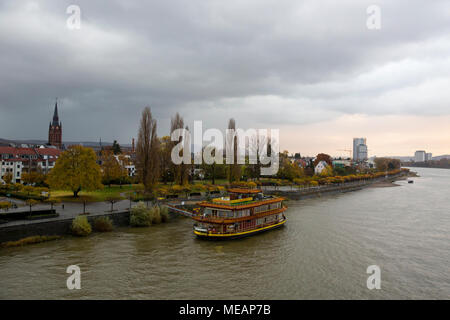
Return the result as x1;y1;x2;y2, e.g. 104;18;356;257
101;150;125;186
314;153;333;167
374;158;401;172
320;165;334;177
46;145;103;197
136;107;160;191
2;172;13;185
276;151;304;181
117;154;132;184
21;168;46;186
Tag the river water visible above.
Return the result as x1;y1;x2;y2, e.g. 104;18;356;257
0;167;449;299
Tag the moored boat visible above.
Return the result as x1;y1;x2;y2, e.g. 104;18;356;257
169;188;287;240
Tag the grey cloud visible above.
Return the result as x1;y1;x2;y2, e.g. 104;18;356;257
1;0;450;143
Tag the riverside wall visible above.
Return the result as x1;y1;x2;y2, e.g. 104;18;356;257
0;206;181;243
0;174;406;243
0;210;130;243
266;174;405;200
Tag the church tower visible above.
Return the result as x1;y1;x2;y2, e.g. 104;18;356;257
48;100;62;149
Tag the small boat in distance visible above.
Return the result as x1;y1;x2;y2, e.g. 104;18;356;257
169;188;287;240
408;179;414;184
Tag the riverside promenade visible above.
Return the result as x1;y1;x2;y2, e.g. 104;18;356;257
260;174;406;200
0;172;407;243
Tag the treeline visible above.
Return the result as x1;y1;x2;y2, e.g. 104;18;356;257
373;158;401;172
402;158;450;169
135;107;273;191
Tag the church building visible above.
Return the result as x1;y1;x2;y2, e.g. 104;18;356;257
48;100;62;149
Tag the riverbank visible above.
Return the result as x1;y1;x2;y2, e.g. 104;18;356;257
264;172;408;200
0;171;410;245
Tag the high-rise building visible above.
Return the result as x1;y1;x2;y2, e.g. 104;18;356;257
48;100;62;149
353;138;368;161
414;150;426;162
426;153;433;161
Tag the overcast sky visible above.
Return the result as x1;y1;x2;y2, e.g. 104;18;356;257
1;0;450;156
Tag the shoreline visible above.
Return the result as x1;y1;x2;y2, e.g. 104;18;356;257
0;172;411;245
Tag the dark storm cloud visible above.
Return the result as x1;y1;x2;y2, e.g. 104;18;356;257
1;0;450;143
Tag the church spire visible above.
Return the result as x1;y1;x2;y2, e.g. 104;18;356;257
52;98;59;126
48;98;62;149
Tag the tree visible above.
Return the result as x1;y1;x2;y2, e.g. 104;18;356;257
26;199;39;217
314;153;332;167
105;196;122;212
0;201;12;211
2;172;13;185
276;151;304;181
170;113;189;185
112;140;122;155
159;136;173;183
374;158;401;172
44;198;61;211
101;150;124;186
320;165;334;177
46;145;103;197
246;134;264;180
116;154;132;185
136;107;160;191
22;171;45;186
202;145;217;184
227;118;241;183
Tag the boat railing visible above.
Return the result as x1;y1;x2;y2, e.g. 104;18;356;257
195;206;286;223
200;218;286;235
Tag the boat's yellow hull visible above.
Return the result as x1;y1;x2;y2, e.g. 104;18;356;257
193;219;286;240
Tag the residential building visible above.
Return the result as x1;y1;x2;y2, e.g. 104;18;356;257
314;160;329;175
0;146;61;183
426;153;433;161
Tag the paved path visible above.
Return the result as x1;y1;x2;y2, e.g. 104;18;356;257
0;199;133;228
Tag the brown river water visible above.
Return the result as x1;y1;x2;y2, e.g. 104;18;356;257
0;167;449;299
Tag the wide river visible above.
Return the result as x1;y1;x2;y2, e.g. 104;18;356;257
0;167;449;299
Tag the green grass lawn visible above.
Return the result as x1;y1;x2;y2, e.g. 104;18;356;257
50;184;141;202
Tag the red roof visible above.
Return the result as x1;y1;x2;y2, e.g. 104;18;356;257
36;148;61;156
0;146;60;160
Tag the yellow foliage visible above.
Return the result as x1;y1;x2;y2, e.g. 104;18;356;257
47;145;103;197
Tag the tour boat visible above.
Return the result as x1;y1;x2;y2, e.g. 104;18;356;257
169;188;287;240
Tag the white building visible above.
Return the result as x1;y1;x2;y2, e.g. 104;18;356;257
114;154;136;177
414;150;426;162
353;138;368;162
315;161;329;175
0;159;23;184
0;146;60;183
